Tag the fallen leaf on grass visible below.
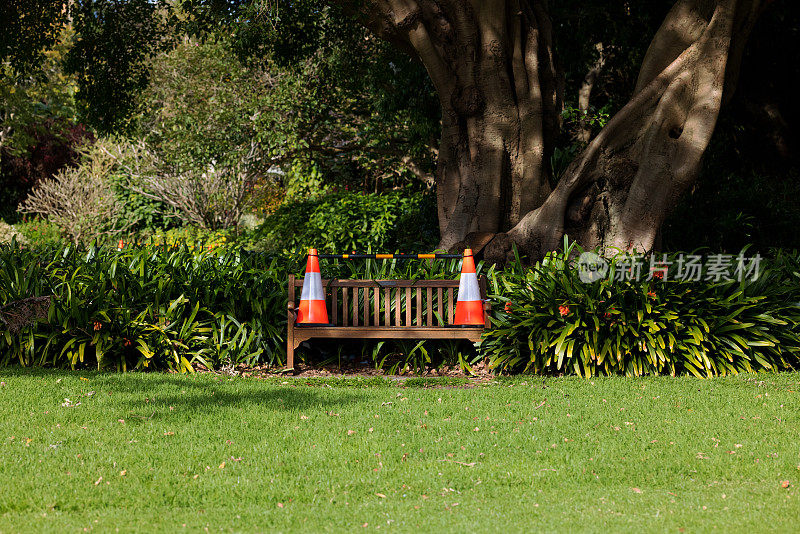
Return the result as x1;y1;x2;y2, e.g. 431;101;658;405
376;493;386;499
80;377;89;381
119;470;126;476
632;488;642;493
439;459;476;467
94;477;103;485
164;432;175;436
300;415;309;420
781;481;791;488
277;503;283;508
347;430;356;436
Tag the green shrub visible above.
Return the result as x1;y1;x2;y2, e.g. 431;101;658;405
251;191;438;253
109;172;176;233
14;218;65;247
0;243;288;371
481;243;800;377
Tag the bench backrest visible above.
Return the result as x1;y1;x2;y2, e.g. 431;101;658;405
288;276;490;328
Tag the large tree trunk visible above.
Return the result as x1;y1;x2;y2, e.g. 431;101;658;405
344;0;561;249
340;0;766;261
486;0;766;262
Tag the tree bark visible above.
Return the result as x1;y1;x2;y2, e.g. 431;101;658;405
340;0;561;249
337;0;766;261
576;42;605;144
486;0;766;262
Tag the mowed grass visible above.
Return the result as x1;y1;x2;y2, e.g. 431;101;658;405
1;370;799;533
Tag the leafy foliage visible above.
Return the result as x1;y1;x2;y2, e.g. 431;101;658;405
252;190;438;254
0;243;287;371
482;243;800;377
65;0;175;132
14;218;65;247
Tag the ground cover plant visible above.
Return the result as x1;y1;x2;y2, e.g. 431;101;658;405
483;245;800;377
0;243;288;372
0;368;798;532
2;241;800;377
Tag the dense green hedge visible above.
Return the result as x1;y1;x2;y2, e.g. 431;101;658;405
0;243;288;371
482;244;800;377
2;241;800;376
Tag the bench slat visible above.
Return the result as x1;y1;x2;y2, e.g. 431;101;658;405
366;287;372;326
373;287;380;326
426;287;433;326
405;287;411;326
353;288;359;327
437;287;443;326
394;288;401;326
343;287;349;326
331;287;338;325
447;288;454;324
415;288;421;326
292;326;483;342
383;288;389;326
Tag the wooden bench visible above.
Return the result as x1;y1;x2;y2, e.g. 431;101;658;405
286;276;491;369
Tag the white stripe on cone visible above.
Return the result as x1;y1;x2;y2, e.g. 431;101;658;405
457;272;481;302
300;271;324;301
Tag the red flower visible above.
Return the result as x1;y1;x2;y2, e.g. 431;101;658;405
504;302;513;312
603;312;612;320
647;290;656;298
93;321;102;331
558;305;570;317
652;270;664;280
123;338;132;347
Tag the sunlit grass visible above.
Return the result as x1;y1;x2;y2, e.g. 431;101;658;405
1;369;799;532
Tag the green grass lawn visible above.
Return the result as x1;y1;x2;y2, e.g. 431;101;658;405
1;369;799;533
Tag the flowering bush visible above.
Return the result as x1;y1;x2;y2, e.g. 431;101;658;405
481;243;800;377
0;243;288;371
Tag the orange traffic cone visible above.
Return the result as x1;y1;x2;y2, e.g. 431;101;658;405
296;248;330;325
453;249;484;326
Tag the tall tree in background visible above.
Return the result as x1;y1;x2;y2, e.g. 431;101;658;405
326;0;768;260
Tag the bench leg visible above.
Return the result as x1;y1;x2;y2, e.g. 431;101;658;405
287;338;294;370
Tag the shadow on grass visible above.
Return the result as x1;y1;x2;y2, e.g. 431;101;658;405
101;375;369;418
